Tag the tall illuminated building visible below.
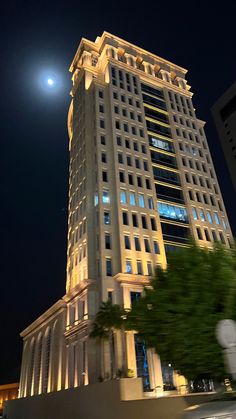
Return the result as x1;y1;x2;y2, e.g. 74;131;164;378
18;32;233;398
212;82;236;193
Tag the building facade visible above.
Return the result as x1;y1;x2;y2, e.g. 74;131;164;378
212;82;236;193
19;32;233;398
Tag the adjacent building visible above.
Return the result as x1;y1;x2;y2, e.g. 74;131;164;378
0;383;19;414
18;32;233;399
212;82;236;192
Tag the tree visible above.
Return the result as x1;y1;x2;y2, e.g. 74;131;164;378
91;243;236;381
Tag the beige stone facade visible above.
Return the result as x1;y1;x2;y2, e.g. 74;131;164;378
19;32;233;399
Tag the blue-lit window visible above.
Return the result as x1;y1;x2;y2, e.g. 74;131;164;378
148;197;154;209
126;260;132;274
120;190;127;204
158;202;188;222
222;219;227;230
192;207;198;220
130;192;136;206
214;213;220;225
207;211;212;223
138;194;145;208
94;193;99;206
102;191;110;204
148;135;174;152
200;210;206;222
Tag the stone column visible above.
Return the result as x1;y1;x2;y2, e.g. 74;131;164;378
147;349;163;394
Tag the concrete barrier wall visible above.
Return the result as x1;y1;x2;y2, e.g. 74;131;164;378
4;381;215;419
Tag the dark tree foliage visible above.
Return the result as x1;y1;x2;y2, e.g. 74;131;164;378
91;243;236;381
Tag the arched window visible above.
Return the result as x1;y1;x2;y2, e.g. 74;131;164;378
34;334;43;394
42;328;51;393
27;338;35;396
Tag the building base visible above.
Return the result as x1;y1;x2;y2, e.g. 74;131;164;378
4;380;215;419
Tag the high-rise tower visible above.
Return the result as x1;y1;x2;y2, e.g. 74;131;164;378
18;32;233;398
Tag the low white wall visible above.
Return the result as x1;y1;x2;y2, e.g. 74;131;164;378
4;381;215;419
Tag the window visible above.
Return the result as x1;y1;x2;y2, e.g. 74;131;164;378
148;135;174;153
137;176;142;187
214;213;220;225
196;227;203;240
99;104;104;113
106;259;112;276
127;156;132;166
101;135;106;145
122;108;127;117
122;212;129;225
125;139;130;149
107;291;113;302
104;212;110;225
124;123;129;132
147;262;153;275
148;197;154;209
120;190;127;203
150;217;157;231
102;171;108;182
114;105;119;114
158;202;188;223
134;237;141;251
146;178;151;189
143;161;149;171
115;120;120;130
118;153;123;164
135;159;140;169
204;229;211;241
100;119;105;129
94;192;99;206
222;219;227;230
117;136;122;146
132;213;138;227
203;194;208;205
102;191;110;204
153;241;160;254
119;172;125;183
141;144;146;154
219;232;226;244
196;192;201;202
105;234;111;249
212;230;217;242
126;260;132;274
113;92;118;100
132;126;136;135
141;215;147;229
101;153;107;163
207;211;212;223
137;260;143;275
99;90;104;99
138;194;145;207
144;238;151;252
133;141;138;151
124;235;131;250
128;174;134;185
210;196;215;206
200;210;206;222
129;192;136;206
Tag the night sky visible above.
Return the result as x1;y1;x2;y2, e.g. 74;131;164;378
1;0;236;384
